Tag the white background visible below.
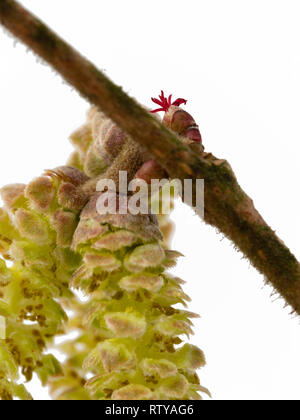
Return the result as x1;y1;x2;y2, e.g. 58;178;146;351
0;0;299;400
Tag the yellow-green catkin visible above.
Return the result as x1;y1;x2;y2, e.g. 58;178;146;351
55;108;208;401
66;193;208;400
0;167;88;400
49;110;178;399
0;106;208;400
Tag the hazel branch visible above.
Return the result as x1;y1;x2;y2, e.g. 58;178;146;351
1;0;300;315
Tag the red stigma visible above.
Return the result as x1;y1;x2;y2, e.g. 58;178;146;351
151;91;187;113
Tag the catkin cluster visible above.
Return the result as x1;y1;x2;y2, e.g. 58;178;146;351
0;101;208;400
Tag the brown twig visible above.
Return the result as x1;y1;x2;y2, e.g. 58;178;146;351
1;0;300;314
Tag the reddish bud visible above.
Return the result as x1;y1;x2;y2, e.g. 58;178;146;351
164;106;202;144
150;91;202;144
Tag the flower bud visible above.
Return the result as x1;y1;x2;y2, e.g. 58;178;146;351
164;106;202;144
150;91;202;144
